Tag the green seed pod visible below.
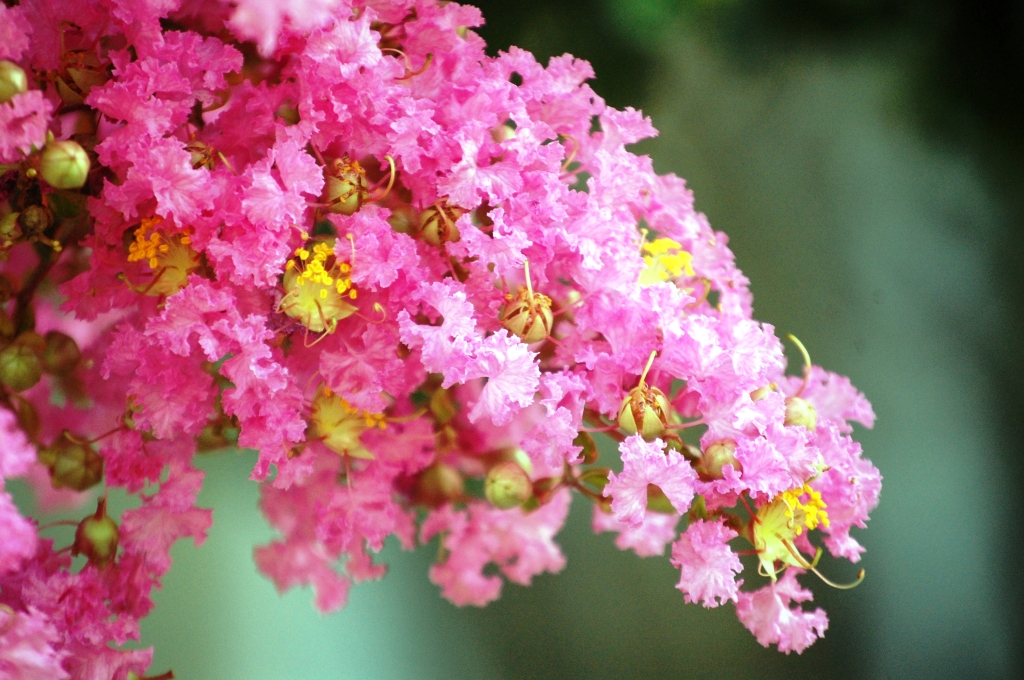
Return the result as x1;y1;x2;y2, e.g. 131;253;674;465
41;331;81;374
39;140;91;189
73;498;119;569
38;431;104;491
0;60;28;103
501;285;553;344
0;333;44;392
617;384;671;441
698;439;741;480
784;396;818;432
1;212;23;245
484;461;532;510
17;205;53;238
321;157;368;215
413;463;465;507
418;203;464;246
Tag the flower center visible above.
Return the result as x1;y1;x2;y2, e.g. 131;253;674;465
309;387;385;459
751;484;830;579
639;237;694;286
126;217;199;296
280;238;358;334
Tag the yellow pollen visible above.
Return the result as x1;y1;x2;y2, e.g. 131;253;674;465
780;484;829;534
125;217;200;296
279;236;359;333
751;483;830;580
639;237;695;286
309;388;384;459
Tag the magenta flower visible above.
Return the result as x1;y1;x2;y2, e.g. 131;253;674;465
0;0;881;673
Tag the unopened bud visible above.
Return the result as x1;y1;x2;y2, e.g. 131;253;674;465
750;384;775;402
414;463;464;507
0;60;27;103
698;439;741;479
73;498;119;568
41;331;81;374
618;385;671;441
491;123;515;143
37;431;104;491
39;140;91;189
1;213;22;245
418;203;463;246
485;461;532;509
784;396;817;432
0;333;44;392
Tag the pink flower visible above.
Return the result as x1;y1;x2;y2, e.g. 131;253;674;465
1;407;36;480
465;331;540;426
0;4;31;61
422;490;570;607
0;0;879;657
604;436;697;528
0;606;68;680
735;570;829;654
670;519;743;607
0;491;37;577
0;90;53;164
120;462;213;576
593;507;679;558
228;0;347;56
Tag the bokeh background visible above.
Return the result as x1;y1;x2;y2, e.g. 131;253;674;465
17;0;1024;677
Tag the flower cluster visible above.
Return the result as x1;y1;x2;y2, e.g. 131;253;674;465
0;0;881;675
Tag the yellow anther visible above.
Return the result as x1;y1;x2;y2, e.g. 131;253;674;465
279;235;359;334
751;483;831;580
639;237;695;286
126;218;199;296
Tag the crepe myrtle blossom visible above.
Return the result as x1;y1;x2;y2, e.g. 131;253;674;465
0;0;880;674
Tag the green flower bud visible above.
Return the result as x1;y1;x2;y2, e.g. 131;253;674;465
39;140;91;189
37;431;104;491
491;123;515;143
0;333;44;392
750;384;775;402
413;463;465;507
73;498;119;569
697;439;741;480
784;396;818;432
0;60;28;103
41;331;81;374
1;212;23;246
485;461;532;509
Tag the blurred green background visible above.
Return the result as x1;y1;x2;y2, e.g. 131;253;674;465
42;0;1024;677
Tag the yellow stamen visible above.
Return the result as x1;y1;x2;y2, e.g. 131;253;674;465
639;237;695;286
